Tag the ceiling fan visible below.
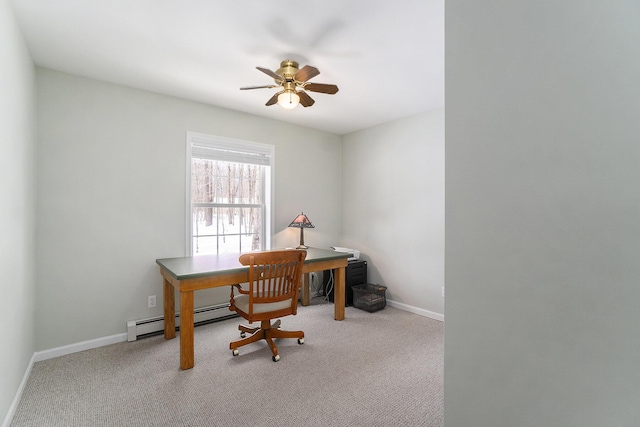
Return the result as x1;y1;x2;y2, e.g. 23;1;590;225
240;60;339;109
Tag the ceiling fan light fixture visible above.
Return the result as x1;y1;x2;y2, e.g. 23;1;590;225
277;90;300;109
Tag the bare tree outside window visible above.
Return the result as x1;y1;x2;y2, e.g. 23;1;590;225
191;159;265;254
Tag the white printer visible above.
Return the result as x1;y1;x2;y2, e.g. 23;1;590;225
331;246;360;261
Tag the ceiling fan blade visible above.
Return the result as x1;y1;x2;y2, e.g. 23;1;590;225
240;85;279;90
265;93;280;106
257;66;282;81
298;90;315;107
304;83;339;94
295;65;320;82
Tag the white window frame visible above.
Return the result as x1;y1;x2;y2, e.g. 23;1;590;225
185;131;274;256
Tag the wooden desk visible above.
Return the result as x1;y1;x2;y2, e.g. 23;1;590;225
156;248;351;370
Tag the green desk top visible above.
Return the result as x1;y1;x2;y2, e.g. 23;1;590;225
156;247;352;281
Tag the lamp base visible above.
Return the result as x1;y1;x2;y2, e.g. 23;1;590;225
296;244;309;249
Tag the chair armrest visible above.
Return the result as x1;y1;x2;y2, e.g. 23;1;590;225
232;284;249;295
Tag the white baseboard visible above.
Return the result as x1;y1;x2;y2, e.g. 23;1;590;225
33;333;128;363
386;299;444;322
2;353;35;427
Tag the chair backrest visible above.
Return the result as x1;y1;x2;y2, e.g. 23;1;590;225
238;249;307;318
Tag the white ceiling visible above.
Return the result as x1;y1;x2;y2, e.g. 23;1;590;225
9;0;444;135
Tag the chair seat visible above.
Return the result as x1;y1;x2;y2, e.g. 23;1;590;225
233;294;293;315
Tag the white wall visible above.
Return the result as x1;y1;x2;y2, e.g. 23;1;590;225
0;0;36;423
445;1;640;425
342;109;444;319
35;68;342;351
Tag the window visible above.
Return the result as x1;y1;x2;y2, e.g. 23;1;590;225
186;132;274;255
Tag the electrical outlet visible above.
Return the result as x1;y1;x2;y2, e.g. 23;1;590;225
441;287;445;298
148;295;156;308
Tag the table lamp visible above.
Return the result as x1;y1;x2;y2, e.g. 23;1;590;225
288;212;314;249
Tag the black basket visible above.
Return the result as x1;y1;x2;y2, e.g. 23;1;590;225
352;283;387;312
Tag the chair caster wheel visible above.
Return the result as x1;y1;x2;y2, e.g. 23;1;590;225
298;338;304;345
232;349;239;356
272;354;280;362
240;332;246;338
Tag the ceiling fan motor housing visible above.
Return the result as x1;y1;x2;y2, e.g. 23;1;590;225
276;60;299;81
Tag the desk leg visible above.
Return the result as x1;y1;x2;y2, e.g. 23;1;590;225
334;267;345;320
180;290;195;370
301;273;310;306
163;278;175;339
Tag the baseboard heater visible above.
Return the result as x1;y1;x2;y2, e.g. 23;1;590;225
127;303;238;342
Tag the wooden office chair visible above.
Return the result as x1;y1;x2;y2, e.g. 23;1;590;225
229;249;307;362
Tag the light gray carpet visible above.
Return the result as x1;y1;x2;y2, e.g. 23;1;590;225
11;301;443;426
